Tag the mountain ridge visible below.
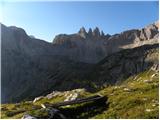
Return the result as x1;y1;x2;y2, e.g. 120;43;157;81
1;21;159;103
52;21;158;63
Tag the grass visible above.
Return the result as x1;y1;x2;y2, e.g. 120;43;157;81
92;69;159;119
1;69;159;119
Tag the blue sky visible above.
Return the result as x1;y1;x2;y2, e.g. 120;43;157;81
0;1;159;42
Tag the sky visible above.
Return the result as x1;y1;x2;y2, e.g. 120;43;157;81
0;1;159;42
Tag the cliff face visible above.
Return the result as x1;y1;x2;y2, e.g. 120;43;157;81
53;22;158;63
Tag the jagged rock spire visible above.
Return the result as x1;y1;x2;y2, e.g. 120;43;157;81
101;30;105;37
93;27;100;37
78;27;86;33
88;28;92;36
78;27;87;38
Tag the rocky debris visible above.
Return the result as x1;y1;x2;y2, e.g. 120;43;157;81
64;93;78;102
152;99;159;104
46;91;62;99
151;74;156;78
133;76;138;80
142;98;147;101
33;96;44;103
33;89;86;103
151;64;159;71
140;92;143;94
152;104;157;107
41;104;47;108
136;77;142;81
63;89;86;102
114;86;121;89
123;88;132;92
145;109;154;112
143;80;152;83
21;114;36;119
109;93;114;96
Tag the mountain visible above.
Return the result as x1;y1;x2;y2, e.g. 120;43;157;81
1;24;93;103
53;21;158;63
1;21;159;103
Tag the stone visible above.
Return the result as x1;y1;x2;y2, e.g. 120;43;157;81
145;109;154;112
151;74;156;78
123;88;132;92
152;104;156;107
33;96;44;103
143;80;152;83
46;91;64;99
41;104;46;109
109;93;114;96
64;93;78;101
21;114;36;119
142;98;147;101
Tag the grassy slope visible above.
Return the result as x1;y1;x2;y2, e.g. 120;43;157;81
1;69;159;119
93;69;159;119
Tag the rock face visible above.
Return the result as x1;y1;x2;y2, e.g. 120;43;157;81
88;44;159;87
53;22;158;63
1;21;159;103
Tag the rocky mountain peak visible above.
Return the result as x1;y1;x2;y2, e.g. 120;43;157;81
154;21;159;29
78;27;86;33
101;30;105;37
9;26;27;37
78;27;87;38
88;28;93;36
93;27;100;37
